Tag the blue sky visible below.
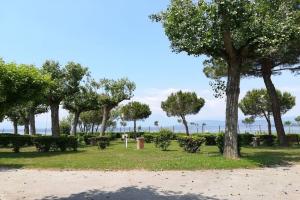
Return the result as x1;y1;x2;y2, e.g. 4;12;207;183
0;0;299;130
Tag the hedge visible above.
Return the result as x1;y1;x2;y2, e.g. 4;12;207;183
90;136;110;149
240;133;255;146
258;135;276;146
177;136;206;153
0;135;77;153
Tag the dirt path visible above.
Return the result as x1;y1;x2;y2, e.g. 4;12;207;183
0;165;300;200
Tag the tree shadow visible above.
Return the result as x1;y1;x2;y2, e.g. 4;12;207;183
243;150;300;167
40;186;223;200
0;149;83;159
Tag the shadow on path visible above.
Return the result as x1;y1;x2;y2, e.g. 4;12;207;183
40;186;224;200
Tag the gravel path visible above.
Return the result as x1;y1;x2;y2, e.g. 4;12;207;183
1;165;300;200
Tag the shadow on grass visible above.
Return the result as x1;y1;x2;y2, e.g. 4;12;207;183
243;149;300;167
41;186;223;200
0;149;83;159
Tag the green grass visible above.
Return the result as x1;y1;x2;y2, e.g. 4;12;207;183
0;140;300;170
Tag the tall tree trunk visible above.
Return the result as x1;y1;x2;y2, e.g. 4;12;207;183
24;121;30;135
224;62;240;159
264;114;272;136
100;106;109;136
72;112;80;136
262;60;287;146
91;123;95;134
133;120;137;133
13;120;18;135
29;110;36;135
50;103;60;136
181;116;189;136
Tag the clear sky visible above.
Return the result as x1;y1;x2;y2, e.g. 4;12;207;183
0;0;299;130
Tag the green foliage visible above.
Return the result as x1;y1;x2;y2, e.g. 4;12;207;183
154;129;173;151
240;133;255;146
0;134;32;153
295;116;300;125
177;136;206;153
121;101;151;128
90;136;110;150
32;136;77;152
60;119;71;135
258;135;276;146
0;62;50;114
239;89;296;119
161;91;205;118
143;133;157;143
201;134;217;146
286;134;300;145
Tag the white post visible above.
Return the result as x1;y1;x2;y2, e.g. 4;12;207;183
125;136;128;149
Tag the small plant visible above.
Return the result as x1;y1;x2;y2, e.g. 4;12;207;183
154;129;173;151
177;136;205;153
143;133;156;143
90;136;110;150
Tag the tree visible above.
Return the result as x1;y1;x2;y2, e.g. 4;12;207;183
0;61;50;117
93;78;136;136
151;0;298;157
63;83;98;135
42;60;88;136
242;117;255;133
121;101;152;133
284;121;292;134
295;116;300;126
239;89;295;135
79;110;103;133
161;91;205;136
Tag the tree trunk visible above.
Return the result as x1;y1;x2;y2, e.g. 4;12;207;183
224;62;240;159
13;120;18;135
262;60;287;146
100;106;110;136
265;115;272;136
24;122;30;135
29;110;36;135
50;103;60;136
91;123;95;134
133;120;137;133
181;116;189;136
72;112;80;136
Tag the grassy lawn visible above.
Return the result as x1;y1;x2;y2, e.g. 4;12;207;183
0;140;300;170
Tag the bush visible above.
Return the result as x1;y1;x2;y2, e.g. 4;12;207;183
0;134;32;152
154;129;173;151
128;132;145;139
202;134;217;145
83;135;97;145
32;136;77;152
143;133;157;143
240;133;255;146
215;133;241;155
90;136;110;150
286;134;300;145
177;136;205;153
258;135;276;146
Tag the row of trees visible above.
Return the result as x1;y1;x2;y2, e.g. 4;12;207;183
152;0;300;158
0;59;137;136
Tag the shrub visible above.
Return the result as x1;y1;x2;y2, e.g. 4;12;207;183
128;132;145;139
32;136;77;152
172;133;187;140
154;129;173;151
240;133;255;146
202;134;217;145
215;133;241;155
90;136;110;150
0;134;32;153
143;133;156;143
83;135;97;145
286;134;300;145
258;135;276;146
177;136;205;153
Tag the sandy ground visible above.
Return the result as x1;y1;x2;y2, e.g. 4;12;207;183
0;165;300;200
